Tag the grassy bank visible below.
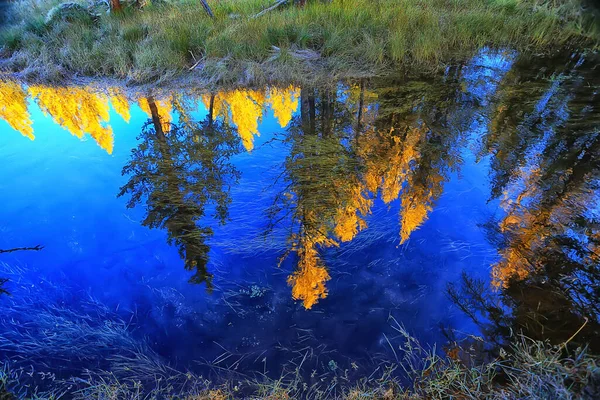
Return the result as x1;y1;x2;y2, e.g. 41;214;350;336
2;333;599;399
0;0;598;84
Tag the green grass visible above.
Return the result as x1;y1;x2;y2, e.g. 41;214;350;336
0;0;597;83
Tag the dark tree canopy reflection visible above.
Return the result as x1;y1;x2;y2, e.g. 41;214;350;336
99;55;600;349
2;51;600;395
450;54;600;353
118;95;241;291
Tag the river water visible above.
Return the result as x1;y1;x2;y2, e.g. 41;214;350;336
0;49;598;395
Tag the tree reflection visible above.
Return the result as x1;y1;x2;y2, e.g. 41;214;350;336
269;85;371;308
118;94;241;291
450;54;600;352
139;94;172;133
0;81;130;153
29;85;115;154
272;77;470;308
204;86;299;152
0;79;34;140
2;56;599;345
357;77;468;243
107;87;131;123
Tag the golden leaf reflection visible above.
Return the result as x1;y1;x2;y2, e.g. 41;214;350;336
0;80;460;310
0;80;34;140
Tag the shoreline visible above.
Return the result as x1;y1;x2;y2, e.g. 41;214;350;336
0;46;595;90
0;0;598;86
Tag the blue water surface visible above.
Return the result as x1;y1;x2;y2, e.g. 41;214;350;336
3;48;595;390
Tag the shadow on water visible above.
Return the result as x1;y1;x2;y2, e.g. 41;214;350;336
0;49;599;394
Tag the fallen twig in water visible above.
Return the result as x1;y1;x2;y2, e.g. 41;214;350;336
0;245;44;254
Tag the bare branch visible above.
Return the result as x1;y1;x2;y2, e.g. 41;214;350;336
251;0;288;19
0;245;44;254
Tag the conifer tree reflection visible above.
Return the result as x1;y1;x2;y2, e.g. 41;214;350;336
450;55;600;352
272;86;367;309
357;77;469;243
273;78;471;308
119;95;241;291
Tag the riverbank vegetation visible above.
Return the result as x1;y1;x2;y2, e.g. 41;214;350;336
2;331;599;398
0;0;598;84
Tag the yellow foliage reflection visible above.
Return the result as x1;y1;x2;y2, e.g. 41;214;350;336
108;88;131;123
277;81;449;308
491;167;546;288
29;85;114;154
205;86;299;152
357;122;440;244
333;183;372;243
1;83;303;158
267;85;299;128
206;90;266;151
399;172;443;244
490;166;597;289
0;80;34;140
284;172;371;309
277;86;380;309
485;65;600;290
286;233;333;310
